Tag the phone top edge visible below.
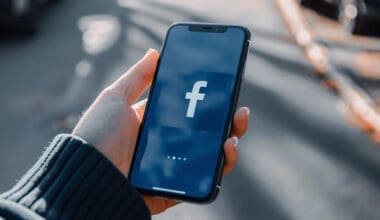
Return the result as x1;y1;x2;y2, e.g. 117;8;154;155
168;22;251;41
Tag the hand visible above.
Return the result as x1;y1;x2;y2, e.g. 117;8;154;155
73;49;250;215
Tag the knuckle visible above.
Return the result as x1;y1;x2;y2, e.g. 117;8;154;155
99;84;123;100
100;87;116;98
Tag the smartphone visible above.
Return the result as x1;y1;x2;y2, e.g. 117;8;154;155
129;23;251;203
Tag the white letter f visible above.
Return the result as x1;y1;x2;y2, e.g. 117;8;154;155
185;80;208;118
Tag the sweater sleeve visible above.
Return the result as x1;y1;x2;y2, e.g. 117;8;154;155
0;134;151;220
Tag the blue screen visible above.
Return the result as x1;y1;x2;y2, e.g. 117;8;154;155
130;24;246;199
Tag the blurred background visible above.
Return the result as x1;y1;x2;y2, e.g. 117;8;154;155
1;0;380;219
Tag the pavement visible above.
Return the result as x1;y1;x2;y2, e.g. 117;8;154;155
0;0;379;219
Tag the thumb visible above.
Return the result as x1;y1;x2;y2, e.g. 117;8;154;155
110;49;159;104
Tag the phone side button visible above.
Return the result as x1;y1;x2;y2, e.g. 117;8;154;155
216;185;221;190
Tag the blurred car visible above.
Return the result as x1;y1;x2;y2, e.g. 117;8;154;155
352;0;380;37
301;0;341;19
301;0;380;38
0;0;59;34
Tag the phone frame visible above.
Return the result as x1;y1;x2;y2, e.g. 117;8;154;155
128;22;251;203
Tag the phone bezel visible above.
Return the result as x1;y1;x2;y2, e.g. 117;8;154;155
128;22;251;203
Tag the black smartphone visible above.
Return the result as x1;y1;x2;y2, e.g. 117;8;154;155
129;23;251;203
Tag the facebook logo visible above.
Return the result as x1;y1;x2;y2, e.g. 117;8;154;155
185;81;208;118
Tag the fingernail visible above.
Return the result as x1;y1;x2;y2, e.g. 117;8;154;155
231;136;239;148
244;107;250;116
144;48;154;57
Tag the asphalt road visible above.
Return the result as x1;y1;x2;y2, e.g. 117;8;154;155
0;0;379;219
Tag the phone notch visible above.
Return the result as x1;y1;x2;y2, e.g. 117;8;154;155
188;25;227;33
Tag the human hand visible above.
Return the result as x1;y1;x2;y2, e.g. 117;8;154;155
72;49;250;215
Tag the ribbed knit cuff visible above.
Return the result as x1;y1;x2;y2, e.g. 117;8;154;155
0;134;151;220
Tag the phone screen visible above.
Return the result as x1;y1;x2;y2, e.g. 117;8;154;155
130;24;248;200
